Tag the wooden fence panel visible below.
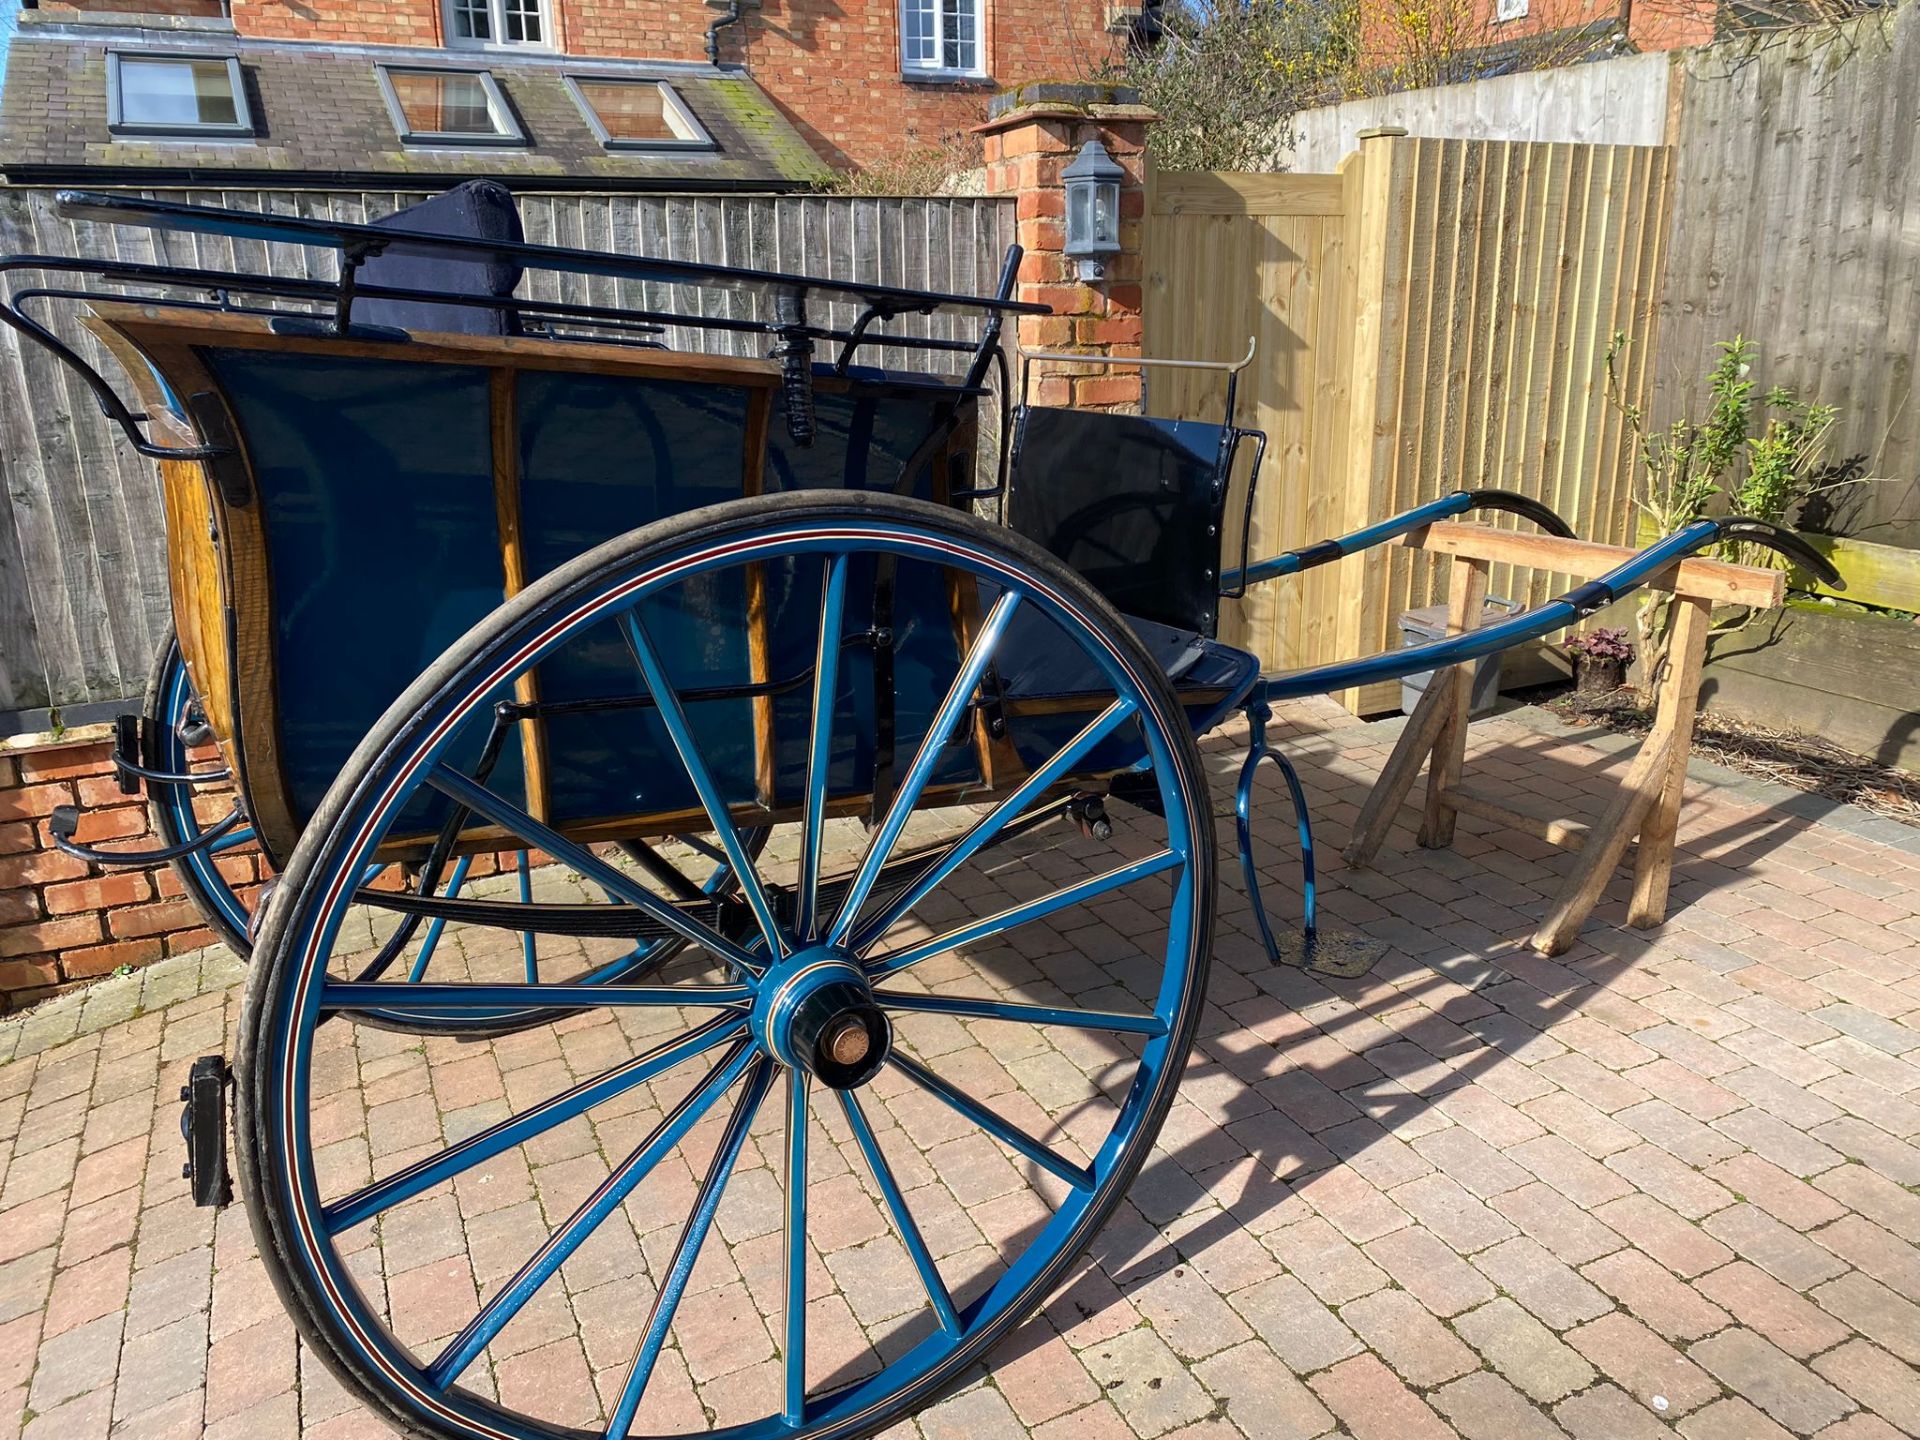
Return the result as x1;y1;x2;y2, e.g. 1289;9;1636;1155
1143;172;1353;672
1145;133;1671;712
0;188;1015;718
1654;4;1920;550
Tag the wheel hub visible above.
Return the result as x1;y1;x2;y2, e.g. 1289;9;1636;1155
752;946;891;1090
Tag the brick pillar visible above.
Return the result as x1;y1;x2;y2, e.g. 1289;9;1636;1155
979;84;1156;412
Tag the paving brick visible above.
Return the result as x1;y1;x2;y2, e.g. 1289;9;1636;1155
1305;1354;1453;1440
1704;1205;1852;1290
1811;1271;1920;1366
1696;1261;1852;1359
1605;1144;1737;1220
1508;1134;1635;1207
1813;1117;1920;1184
1814;1165;1920;1243
1192;1341;1335;1440
27;1309;121;1412
1453;1297;1595;1403
1226;1274;1361;1375
1566;1309;1721;1414
1359;1225;1496;1317
1810;1342;1920;1437
1080;1326;1215;1439
1689;1328;1855;1435
1555;1382;1678;1440
1386;1172;1517;1253
1131;1261;1253;1362
1581;1250;1730;1342
1262;1217;1386;1305
1489;1181;1627;1265
1677;1397;1800;1440
1470;1235;1612;1330
1337;1288;1477;1386
1592;1194;1735;1278
1427;1371;1565;1440
1704;1152;1849;1231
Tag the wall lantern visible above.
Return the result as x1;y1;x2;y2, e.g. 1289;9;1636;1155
1062;138;1124;282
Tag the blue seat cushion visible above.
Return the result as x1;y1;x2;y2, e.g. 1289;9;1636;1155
992;608;1259;769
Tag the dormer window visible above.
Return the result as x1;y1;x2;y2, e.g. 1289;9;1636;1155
107;53;253;137
446;0;551;48
376;66;524;147
566;78;714;151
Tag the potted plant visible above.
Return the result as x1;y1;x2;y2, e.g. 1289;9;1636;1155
1566;627;1635;695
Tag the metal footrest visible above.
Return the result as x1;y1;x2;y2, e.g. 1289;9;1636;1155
179;1055;233;1208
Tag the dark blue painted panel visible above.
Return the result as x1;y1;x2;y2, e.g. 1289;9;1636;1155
515;369;757;823
205;349;521;831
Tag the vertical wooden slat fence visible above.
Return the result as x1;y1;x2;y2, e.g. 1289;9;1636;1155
0;188;1015;719
1145;133;1672;712
1654;3;1920;550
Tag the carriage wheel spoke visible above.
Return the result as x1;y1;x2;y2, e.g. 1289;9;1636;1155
207;824;255;855
796;555;849;942
516;850;538;982
317;981;751;1015
426;1038;757;1392
875;991;1165;1036
850;697;1139;955
783;1069;811;1424
838;1089;959;1335
406;853;475;983
323;1015;745;1234
606;1059;774;1439
425;763;762;980
827;590;1022;948
866;849;1182;981
620;612;787;959
891;1051;1092;1191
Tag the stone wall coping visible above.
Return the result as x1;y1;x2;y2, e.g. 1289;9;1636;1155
1;723;115;756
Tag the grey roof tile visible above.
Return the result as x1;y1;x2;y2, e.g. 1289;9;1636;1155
0;23;831;188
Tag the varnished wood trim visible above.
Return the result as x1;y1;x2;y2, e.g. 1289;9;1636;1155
89;301;788;387
742;389;777;811
492;367;552;824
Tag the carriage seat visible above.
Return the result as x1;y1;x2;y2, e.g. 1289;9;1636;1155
1000;404;1264;738
356;180;525;338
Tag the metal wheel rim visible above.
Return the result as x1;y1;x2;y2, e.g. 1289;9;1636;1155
248;509;1212;1440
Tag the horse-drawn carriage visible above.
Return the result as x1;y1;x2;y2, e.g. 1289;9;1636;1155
8;184;1838;1440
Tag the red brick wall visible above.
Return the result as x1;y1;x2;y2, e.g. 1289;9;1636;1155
0;729;265;1010
0;729;543;1011
223;0;1122;170
982;101;1150;410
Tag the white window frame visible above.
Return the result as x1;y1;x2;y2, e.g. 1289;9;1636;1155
106;52;254;138
565;77;717;152
375;65;526;148
899;0;987;80
1495;0;1529;21
443;0;554;52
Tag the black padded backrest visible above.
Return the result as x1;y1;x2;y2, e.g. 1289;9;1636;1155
1005;406;1234;637
357;180;525;337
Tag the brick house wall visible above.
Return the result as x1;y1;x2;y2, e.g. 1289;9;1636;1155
1359;0;1713;77
219;0;1124;170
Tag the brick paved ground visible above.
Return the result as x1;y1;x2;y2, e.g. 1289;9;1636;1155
1;699;1918;1440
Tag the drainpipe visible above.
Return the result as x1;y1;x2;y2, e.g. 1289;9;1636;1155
705;0;744;66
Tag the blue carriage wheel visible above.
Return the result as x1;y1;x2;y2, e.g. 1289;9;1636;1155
236;492;1215;1440
143;628;261;956
146;630;766;1026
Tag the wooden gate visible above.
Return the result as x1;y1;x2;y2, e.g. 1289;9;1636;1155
1144;132;1672;712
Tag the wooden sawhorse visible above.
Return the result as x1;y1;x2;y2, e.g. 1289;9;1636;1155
1346;522;1785;956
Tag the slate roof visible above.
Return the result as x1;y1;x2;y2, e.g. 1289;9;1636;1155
0;14;832;190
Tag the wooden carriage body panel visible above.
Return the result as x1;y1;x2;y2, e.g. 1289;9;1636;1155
91;305;987;864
